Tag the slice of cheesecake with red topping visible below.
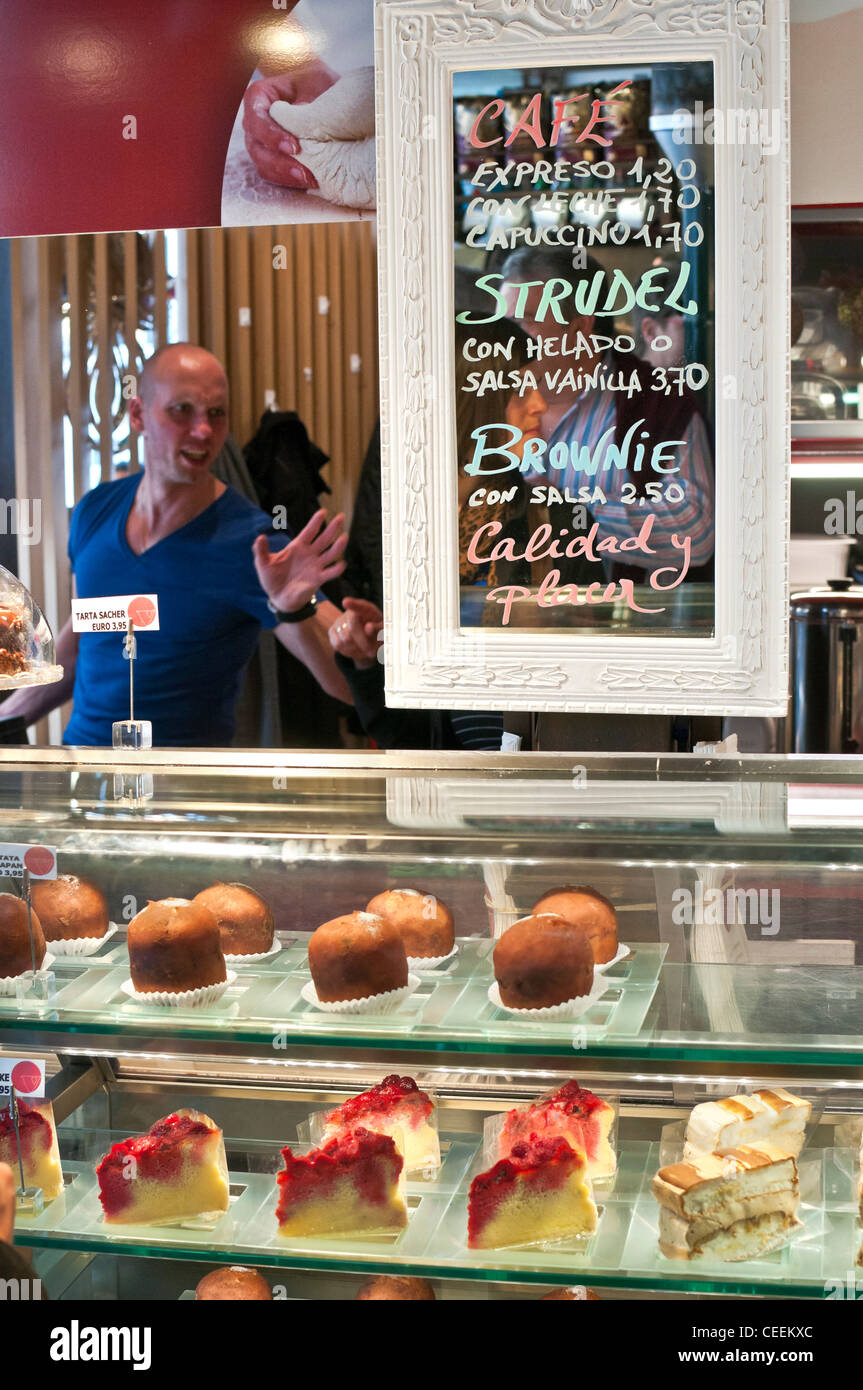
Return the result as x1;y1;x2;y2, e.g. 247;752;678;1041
321;1074;440;1174
498;1081;616;1179
96;1110;229;1226
0;1099;64;1202
276;1127;408;1238
468;1136;598;1250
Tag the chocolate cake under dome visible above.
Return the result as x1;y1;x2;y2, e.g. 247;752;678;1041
0;565;63;688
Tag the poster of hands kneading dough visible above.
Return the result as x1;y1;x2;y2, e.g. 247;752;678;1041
223;0;376;225
0;0;374;237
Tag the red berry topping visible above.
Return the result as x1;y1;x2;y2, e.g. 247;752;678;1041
330;1075;431;1127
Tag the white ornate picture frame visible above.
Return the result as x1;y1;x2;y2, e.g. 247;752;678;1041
375;0;789;715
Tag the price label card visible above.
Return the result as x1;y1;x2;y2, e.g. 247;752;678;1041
0;844;57;879
71;594;160;633
0;1059;45;1099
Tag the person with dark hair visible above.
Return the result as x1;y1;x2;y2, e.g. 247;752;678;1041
496;247;714;583
455;318;548;593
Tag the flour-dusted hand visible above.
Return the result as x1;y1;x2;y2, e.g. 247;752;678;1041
252;510;347;616
328;597;383;669
243;63;338;190
269;67;376;210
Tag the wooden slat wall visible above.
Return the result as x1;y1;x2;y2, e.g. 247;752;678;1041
123;230;141;474
184;221;379;521
11;237;70;745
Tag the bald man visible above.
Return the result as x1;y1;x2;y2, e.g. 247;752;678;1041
4;344;373;746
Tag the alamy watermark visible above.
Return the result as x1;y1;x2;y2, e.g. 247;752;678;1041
825;492;863;535
672;103;783;157
0;498;40;546
0;1275;42;1300
671;884;780;935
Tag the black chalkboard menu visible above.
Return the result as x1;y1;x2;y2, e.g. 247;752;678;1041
453;61;716;638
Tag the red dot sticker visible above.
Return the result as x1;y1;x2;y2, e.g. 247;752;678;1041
10;1061;41;1095
23;846;54;877
127;595;156;628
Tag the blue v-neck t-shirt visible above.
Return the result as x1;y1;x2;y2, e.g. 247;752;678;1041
63;474;281;747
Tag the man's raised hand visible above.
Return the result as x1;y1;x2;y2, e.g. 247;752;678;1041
253;510;347;616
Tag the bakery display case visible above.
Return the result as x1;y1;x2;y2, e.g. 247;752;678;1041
3;747;863;1302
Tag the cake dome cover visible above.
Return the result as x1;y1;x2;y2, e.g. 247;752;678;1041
0;564;63;689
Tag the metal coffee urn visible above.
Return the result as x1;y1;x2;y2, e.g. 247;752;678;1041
791;579;863;754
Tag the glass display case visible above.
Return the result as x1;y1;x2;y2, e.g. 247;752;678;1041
3;748;863;1302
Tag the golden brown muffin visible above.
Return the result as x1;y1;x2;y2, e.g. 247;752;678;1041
308;911;408;1002
195;1266;273;1301
540;1286;600;1300
366;888;454;959
128;897;226;994
192;882;274;956
0;893;46;976
531;886;618;965
356;1275;436;1300
493;913;594;1009
31;874;109;942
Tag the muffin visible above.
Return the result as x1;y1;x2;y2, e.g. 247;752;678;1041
31;874;109;942
308;911;408;1003
493;913;594;1010
196;1266;273;1301
127;898;226;994
356;1275;436;1300
192;883;274;956
531;886;618;965
366;888;454;959
0;893;46;977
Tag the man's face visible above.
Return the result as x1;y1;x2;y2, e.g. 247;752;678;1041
132;354;229;485
642;312;686;366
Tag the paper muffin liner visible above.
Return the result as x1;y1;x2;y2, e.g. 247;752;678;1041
48;923;119;957
120;971;237;1009
406;944;459;972
487;973;609;1020
0;954;56;996
300;974;421;1015
593;942;632;974
224;940;282;965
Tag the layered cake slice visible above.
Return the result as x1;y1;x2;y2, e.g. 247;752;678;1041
321;1074;440;1174
0;1098;64;1201
653;1143;800;1262
276;1127;408;1238
96;1110;229;1226
468;1136;598;1250
684;1088;811;1160
498;1081;615;1179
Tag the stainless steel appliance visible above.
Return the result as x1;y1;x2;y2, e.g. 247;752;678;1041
791;578;863;753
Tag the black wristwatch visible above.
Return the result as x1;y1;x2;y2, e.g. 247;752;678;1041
267;595;318;624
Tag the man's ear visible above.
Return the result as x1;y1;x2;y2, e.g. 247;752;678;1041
570;312;595;338
128;396;145;433
641;316;659;346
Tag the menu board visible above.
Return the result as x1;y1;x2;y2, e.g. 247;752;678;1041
452;61;716;639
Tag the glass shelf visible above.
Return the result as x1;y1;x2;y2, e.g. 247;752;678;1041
6;935;863;1065
16;1130;859;1300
